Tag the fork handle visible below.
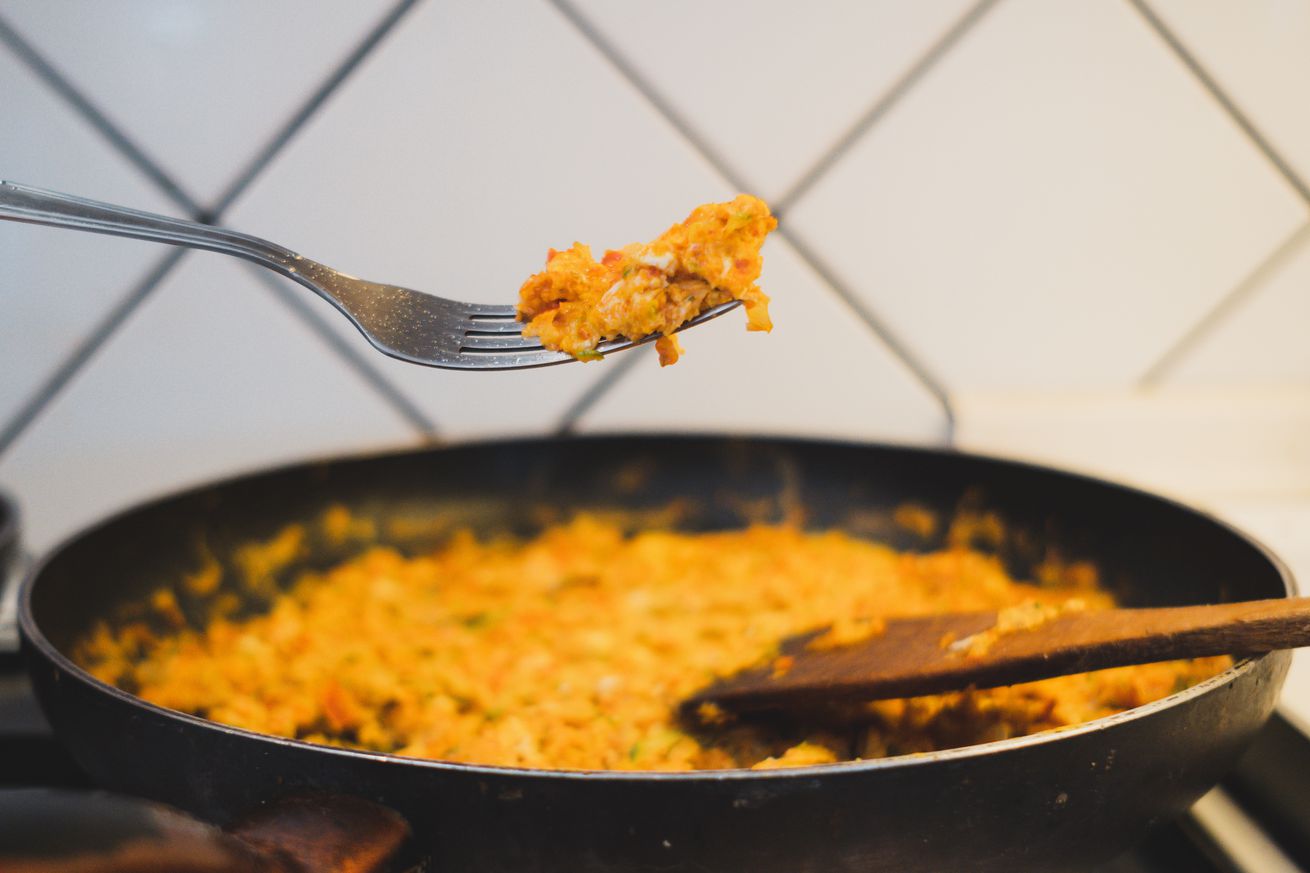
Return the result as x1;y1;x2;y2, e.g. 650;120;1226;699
0;180;306;281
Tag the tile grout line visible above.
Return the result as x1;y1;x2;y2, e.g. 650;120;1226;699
1127;0;1310;208
554;349;646;434
0;248;188;456
546;0;957;442
244;265;440;439
779;227;955;441
0;0;433;461
1126;0;1310;387
201;0;440;440
546;0;763;202
0;12;203;217
1138;220;1310;388
773;0;1002;215
206;0;423;218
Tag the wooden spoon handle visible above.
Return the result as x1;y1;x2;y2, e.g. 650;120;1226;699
989;595;1310;660
689;596;1310;714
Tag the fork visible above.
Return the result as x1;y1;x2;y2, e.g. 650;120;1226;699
0;181;740;370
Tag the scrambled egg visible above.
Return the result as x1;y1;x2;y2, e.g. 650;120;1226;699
77;517;1227;772
517;195;776;365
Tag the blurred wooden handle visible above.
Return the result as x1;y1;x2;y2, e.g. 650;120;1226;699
1;790;410;873
229;793;410;873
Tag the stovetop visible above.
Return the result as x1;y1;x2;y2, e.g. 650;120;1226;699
4;655;1307;873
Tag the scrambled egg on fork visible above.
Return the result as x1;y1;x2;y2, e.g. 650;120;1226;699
516;195;776;365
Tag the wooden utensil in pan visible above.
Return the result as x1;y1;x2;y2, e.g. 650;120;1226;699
687;597;1310;715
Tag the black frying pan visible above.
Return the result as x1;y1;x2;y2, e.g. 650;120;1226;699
18;435;1295;872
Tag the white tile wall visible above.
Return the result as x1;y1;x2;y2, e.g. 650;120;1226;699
221;0;702;439
0;47;177;426
0;0;396;204
566;0;976;201
2;0;1310;714
786;0;1306;391
1162;223;1310;386
1149;0;1310;185
0;255;416;552
954;387;1310;501
220;0;946;441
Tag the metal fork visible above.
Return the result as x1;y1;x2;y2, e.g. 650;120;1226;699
0;181;740;370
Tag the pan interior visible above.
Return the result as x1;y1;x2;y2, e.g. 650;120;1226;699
26;435;1291;709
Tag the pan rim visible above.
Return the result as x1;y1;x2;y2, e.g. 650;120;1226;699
18;432;1299;784
0;488;18;567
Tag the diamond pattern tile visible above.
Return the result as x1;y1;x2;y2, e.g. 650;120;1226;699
219;0;656;438
1163;222;1310;385
577;237;946;441
0;44;179;428
0;0;395;204
1149;0;1310;190
786;0;1306;391
566;0;976;202
219;0;941;441
0;256;416;552
6;0;1310;565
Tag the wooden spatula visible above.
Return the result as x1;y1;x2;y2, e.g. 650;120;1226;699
684;596;1310;716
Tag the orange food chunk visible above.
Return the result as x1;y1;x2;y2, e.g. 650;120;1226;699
517;195;776;365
